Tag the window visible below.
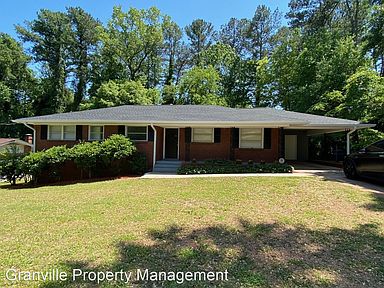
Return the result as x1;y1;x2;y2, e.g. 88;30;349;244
48;125;76;140
89;126;104;141
126;126;147;141
48;125;62;140
239;128;263;149
192;128;214;143
63;125;76;140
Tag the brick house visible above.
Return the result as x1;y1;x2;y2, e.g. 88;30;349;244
13;105;373;171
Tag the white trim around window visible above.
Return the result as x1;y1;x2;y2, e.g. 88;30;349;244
88;125;104;141
48;125;76;141
239;128;264;149
125;125;148;142
192;128;214;143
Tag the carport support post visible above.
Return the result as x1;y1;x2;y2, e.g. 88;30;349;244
346;127;356;155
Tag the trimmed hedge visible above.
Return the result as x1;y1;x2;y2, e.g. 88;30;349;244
177;160;292;175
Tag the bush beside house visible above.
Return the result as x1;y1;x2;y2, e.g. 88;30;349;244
1;135;146;185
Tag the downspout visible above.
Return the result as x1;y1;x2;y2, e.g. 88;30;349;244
150;124;157;170
346;127;357;155
22;123;36;152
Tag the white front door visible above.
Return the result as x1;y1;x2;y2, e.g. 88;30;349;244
285;135;297;160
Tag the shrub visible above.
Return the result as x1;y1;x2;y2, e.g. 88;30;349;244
177;160;292;175
20;146;70;183
100;134;136;163
100;134;137;175
19;135;140;184
70;142;101;178
128;152;147;175
20;151;47;184
44;146;69;179
0;145;24;185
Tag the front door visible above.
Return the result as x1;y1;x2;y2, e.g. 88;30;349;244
164;128;179;159
285;135;298;160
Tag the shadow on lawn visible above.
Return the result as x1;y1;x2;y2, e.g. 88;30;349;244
362;196;384;212
38;219;384;288
0;176;139;190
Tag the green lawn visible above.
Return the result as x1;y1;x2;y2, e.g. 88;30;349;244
0;177;383;287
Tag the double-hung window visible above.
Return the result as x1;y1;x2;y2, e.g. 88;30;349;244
48;125;76;140
126;126;147;141
239;128;263;149
89;126;104;141
192;128;214;143
48;125;62;140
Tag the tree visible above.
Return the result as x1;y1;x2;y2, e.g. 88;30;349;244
0;33;35;137
287;0;372;42
100;6;163;84
365;4;384;76
67;7;101;110
16;9;73;114
162;16;183;86
247;5;281;60
178;66;226;105
271;29;366;113
93;80;160;108
218;18;249;57
185;19;216;65
343;68;384;130
200;43;251;107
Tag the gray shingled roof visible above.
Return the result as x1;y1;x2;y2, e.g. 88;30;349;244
13;105;369;128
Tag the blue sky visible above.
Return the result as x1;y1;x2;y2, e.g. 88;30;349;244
0;0;290;38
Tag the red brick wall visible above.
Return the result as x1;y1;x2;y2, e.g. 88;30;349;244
34;125;280;169
178;127;279;163
234;128;279;162
188;128;231;160
104;125;118;138
135;141;153;170
179;128;186;160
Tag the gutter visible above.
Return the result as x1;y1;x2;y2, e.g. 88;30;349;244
150;123;157;170
346;127;357;155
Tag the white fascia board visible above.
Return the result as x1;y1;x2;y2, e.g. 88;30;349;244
288;123;375;129
13;119;307;127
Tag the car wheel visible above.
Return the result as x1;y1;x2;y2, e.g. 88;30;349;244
343;159;357;179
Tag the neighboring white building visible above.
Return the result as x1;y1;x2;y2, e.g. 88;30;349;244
0;138;32;154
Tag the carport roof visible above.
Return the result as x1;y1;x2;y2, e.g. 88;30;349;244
13;105;374;129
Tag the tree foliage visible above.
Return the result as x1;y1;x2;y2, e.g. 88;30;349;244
178;66;226;106
93;80;160;108
1;2;383;143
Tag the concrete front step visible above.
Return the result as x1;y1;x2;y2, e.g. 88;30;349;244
153;160;182;173
155;163;182;168
153;167;180;173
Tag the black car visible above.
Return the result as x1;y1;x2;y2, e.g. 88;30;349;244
343;140;384;181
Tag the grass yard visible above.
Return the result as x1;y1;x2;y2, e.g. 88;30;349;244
0;177;383;287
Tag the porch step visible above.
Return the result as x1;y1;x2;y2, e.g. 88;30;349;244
152;160;182;173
